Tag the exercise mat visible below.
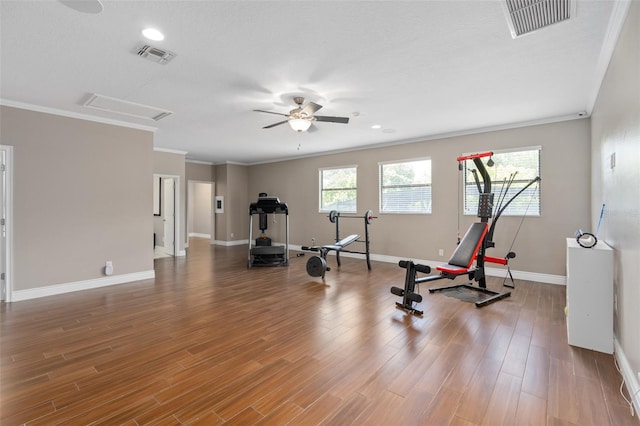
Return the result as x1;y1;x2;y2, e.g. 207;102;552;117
437;286;493;304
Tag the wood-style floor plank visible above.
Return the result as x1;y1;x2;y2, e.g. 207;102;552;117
0;238;636;425
480;372;522;426
522;344;550;399
514;391;548;425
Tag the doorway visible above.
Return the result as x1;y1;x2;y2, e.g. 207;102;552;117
154;174;180;259
162;178;175;255
0;145;12;302
187;180;215;245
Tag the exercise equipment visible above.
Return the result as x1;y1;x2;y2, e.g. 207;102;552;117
247;194;289;267
391;223;488;315
575;204;605;248
302;234;360;278
575;229;597;248
328;209;377;225
301;209;376;277
391;151;540;314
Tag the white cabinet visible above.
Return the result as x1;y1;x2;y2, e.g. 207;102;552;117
566;238;614;354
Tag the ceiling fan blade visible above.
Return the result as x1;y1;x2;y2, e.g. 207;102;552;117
314;115;350;124
254;109;289;117
263;120;289;129
300;102;322;116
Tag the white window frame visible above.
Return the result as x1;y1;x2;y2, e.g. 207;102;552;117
463;146;541;217
319;165;357;213
379;157;432;214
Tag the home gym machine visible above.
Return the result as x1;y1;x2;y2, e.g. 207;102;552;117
391;151;540;314
301;210;376;278
247;193;289;267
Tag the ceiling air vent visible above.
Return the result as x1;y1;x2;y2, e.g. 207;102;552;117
136;44;176;65
84;94;173;121
504;0;574;38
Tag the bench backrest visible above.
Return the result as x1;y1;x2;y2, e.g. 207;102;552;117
448;223;488;269
337;234;360;247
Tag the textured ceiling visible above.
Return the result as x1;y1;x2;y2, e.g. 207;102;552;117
0;0;625;164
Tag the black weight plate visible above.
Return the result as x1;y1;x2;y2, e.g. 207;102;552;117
329;210;338;223
365;209;374;224
306;256;327;277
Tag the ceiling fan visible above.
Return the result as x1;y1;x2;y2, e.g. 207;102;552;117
254;97;350;132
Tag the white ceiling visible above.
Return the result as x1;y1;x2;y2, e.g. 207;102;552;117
0;0;626;165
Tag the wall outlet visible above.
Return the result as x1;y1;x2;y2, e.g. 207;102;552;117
438;248;444;257
105;261;113;276
230;232;234;238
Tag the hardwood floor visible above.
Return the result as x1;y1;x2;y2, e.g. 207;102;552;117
1;237;637;425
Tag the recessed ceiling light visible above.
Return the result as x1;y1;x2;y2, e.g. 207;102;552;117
371;124;382;129
142;28;165;41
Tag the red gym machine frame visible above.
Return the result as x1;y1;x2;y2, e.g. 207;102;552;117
391;151;541;314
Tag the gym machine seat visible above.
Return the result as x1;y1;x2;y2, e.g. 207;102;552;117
435;223;487;277
391;222;511;314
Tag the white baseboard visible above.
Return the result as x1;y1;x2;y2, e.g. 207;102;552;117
614;338;640;417
214;239;248;247
155;245;174;255
289;244;565;285
11;270;155;302
484;267;566;285
189;232;211;239
155;245;186;257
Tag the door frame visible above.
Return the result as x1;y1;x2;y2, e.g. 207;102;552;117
0;145;13;302
153;173;181;257
162;177;176;255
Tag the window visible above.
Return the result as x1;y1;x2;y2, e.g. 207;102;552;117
463;147;540;216
379;158;432;214
319;166;357;212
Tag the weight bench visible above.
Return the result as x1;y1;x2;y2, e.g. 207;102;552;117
302;234;360;278
391;222;511;314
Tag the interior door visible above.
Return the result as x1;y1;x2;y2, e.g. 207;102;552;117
0;149;6;301
162;178;175;255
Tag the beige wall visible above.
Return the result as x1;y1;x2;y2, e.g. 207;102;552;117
228;164;249;241
215;163;249;242
249;119;591;278
215;164;228;241
1;105;154;292
153;150;186;253
590;0;639;398
186;161;215;182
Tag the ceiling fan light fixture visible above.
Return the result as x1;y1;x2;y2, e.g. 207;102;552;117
142;28;164;41
254;97;348;132
289;118;312;132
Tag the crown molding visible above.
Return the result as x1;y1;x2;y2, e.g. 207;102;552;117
0;99;157;132
186;159;213;165
154;147;188;155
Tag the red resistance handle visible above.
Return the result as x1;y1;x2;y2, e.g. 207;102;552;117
457;151;493;162
484;255;508;265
